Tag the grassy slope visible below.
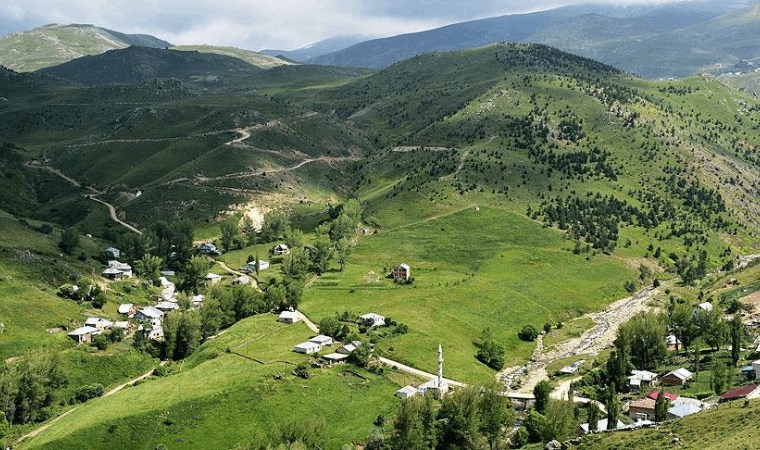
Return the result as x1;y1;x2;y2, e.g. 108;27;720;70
171;45;291;69
578;399;760;450
301;206;633;383
22;315;400;450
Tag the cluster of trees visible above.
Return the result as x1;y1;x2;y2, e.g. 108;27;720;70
0;351;66;425
476;328;506;370
529;145;617;181
118;220;195;267
57;280;106;308
382;384;515;450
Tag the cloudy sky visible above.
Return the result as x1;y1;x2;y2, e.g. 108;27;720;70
0;0;694;50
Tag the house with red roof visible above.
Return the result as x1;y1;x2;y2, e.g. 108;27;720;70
720;384;760;402
646;390;677;402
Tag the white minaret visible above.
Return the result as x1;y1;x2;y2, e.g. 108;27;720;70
437;343;444;388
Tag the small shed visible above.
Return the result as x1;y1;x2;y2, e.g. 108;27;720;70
279;310;301;324
294;341;321;354
395;386;417;399
104;247;121;259
578;419;625;434
667;403;702;419
198;243;219;255
231;275;250;285
337;341;362;355
85;317;113;331
156;301;180;312
322;353;349;365
629;370;659;392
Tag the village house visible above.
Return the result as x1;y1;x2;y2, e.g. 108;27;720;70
241;260;270;273
67;326;100;344
358;313;385;328
578;419;626;434
392;263;411;281
309;335;334;347
104;247;121;259
628;397;656;421
102;260;133;280
662;368;693;386
693;302;714;316
160;270;176;277
395;386;417;400
294;341;321;354
117;303;137;316
85;317;114;331
134;306;165;325
204;273;222;285
666;334;682;351
321;352;349;365
113;321;132;332
137;324;164;341
198;243;220;255
559;359;585;375
278;310;301;324
191;294;205;307
337;341;362;355
667;402;703;420
273;244;290;256
720;384;760;402
231;275;250;285
156;301;180;312
629;370;659;392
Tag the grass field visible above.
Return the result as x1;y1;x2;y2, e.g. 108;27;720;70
301;206;634;383
21;314;401;450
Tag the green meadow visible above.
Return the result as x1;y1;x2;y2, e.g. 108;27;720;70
21;315;401;450
301;206;634;383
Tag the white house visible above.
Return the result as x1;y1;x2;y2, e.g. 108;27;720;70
138;324;164;341
106;260;133;278
337;341;362;355
205;273;222;285
579;419;626;434
191;295;205;307
135;307;165;325
67;326;100;344
294;341;321;354
156;301;180;312
392;263;411;281
231;275;250;285
395;386;418;399
85;317;113;331
117;303;136;316
113;321;131;331
309;335;334;346
358;313;385;328
279;310;301;324
693;302;714;316
321;353;349;364
241;260;270;273
273;244;290;256
629;370;659;392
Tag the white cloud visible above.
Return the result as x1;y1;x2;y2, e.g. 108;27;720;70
0;0;712;50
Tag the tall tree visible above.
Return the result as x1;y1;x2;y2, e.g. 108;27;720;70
542;399;577;443
711;359;731;395
261;211;289;242
134;253;163;284
617;312;667;370
390;396;427;450
284;227;305;249
533;380;551;414
239;215;257;245
605;385;620;431
437;387;482;449
694;308;728;351
58;227;79;254
478;382;515;450
181;256;211;293
281;247;310;280
730;314;743;366
654;389;669;422
668;302;697;352
219;216;239;252
587;399;600;432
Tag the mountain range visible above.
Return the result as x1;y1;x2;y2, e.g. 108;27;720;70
311;1;760;78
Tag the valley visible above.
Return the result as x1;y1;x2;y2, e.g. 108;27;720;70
0;16;759;450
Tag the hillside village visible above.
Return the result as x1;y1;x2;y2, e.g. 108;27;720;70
1;4;760;448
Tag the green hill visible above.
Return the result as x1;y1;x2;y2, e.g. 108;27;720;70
0;24;171;72
171;44;290;69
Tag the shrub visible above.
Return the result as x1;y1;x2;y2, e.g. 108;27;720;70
518;324;539;341
93;334;109;351
293;363;310;379
74;383;104;403
512;427;529;448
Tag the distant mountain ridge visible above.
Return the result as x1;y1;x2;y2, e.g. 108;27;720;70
0;23;171;72
311;1;759;78
261;35;367;62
